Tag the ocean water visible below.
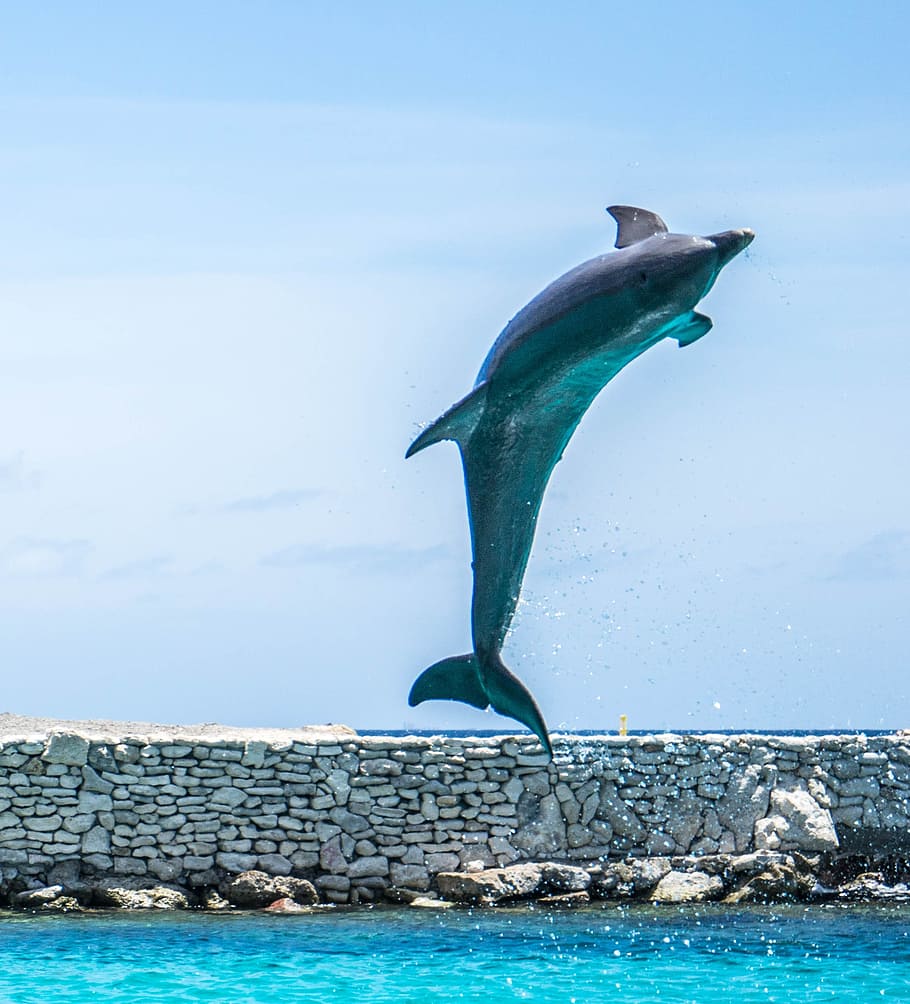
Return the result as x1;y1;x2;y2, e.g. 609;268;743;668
0;904;908;1003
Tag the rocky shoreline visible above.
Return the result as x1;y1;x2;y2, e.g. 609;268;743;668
3;717;910;913
6;852;910;914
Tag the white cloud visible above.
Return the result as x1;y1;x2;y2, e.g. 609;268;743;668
0;452;40;492
0;537;91;577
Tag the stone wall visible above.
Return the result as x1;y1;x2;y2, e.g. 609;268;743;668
1;724;908;904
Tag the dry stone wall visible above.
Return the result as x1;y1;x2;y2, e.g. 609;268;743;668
1;728;908;904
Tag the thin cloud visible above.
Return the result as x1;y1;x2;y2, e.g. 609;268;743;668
828;530;910;582
0;453;40;492
0;537;91;577
261;542;450;574
179;489;321;517
219;489;321;514
101;555;172;580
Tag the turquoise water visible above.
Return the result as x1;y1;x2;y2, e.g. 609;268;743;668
0;904;908;1003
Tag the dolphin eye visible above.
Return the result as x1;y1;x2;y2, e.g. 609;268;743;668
638;271;648;285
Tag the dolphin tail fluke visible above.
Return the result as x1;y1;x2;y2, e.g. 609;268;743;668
408;654;489;710
484;655;553;759
406;383;488;458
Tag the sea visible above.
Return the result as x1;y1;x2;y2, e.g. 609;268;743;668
1;903;908;1003
2;727;902;1002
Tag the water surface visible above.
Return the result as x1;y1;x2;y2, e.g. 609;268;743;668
1;903;908;1002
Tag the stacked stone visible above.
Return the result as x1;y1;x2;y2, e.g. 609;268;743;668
1;728;909;906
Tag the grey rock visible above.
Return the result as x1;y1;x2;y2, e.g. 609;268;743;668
43;734;90;767
591;857;671;899
257;854;292;876
767;787;839;852
13;885;65;908
329;807;370;835
512;794;566;855
725;862;816;904
221;870;318;909
82;826;111;854
436;863;545;905
81;765;115;794
390;863;430;890
716;764;773;852
92;882;196;910
538;862;591;893
347;856;389;878
215;852;258;873
651;870;724;904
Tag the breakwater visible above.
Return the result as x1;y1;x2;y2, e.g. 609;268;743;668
1;718;909;905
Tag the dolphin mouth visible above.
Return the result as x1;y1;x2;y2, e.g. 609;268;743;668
710;227;755;265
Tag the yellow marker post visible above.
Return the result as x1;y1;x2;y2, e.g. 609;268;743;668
619;714;628;737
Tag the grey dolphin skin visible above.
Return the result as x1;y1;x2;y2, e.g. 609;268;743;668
407;206;754;757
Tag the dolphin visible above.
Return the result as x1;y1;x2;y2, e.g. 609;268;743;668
406;206;754;756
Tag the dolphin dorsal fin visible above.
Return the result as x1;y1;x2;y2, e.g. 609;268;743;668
606;205;669;249
406;382;488;458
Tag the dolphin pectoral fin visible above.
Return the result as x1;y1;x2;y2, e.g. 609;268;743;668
483;656;553;758
606;205;669;249
675;310;713;348
408;654;489;710
406;383;489;458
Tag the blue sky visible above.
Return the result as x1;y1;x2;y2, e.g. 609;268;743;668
1;2;907;731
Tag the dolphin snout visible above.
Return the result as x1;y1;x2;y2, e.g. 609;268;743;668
710;227;755;265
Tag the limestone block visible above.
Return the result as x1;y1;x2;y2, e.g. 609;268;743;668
837;777;880;798
42;734;90;767
210;787;247;808
347;855;390;878
147;859;183;882
93;883;195;910
437;863;544;905
650;871;723;903
725;861;815;904
112;858;147;876
597;788;647;844
767;787;839;852
716;765;773;852
425;852;460;873
256;853;292;876
215;852;258;873
512;794;566;855
77;792;113;814
82;827;111;854
319;835;348;874
390;863;430;890
24;816;62;833
183;855;215;871
329;807;370;835
538;862;591;892
80;766;114;795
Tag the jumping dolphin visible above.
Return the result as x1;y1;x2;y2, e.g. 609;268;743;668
407;206;754;756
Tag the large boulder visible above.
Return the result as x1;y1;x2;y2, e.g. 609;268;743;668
221;870;318;909
436;864;544;905
436;862;592;905
725;861;816;904
762;788;839;852
92;881;196;910
590;858;671;898
650;870;723;904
